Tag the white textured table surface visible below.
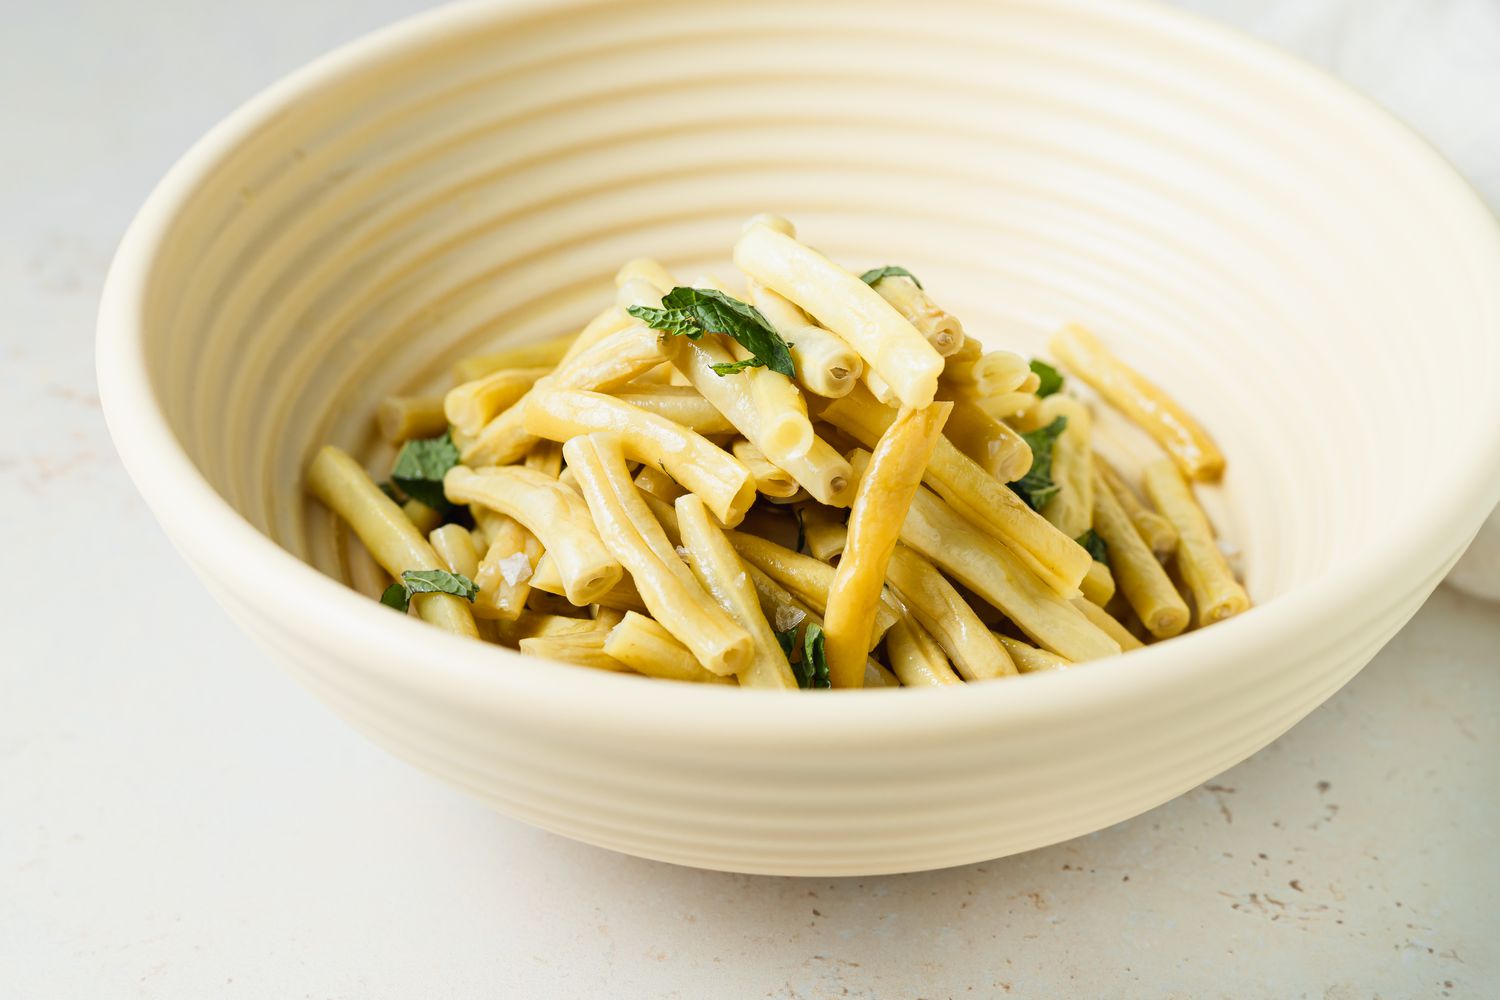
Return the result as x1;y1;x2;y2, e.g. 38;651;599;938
3;2;1497;997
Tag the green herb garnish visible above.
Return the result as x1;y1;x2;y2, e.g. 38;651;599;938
1030;359;1064;398
377;480;405;504
391;431;460;510
1076;529;1109;566
1008;416;1068;511
379;568;479;613
800;622;831;689
708;357;761;376
628;287;794;377
859;265;923;290
775;614;830;689
774;625;798;661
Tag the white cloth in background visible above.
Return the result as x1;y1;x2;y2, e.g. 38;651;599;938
1177;0;1500;599
1177;0;1500;206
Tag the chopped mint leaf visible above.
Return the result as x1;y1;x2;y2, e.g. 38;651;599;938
391;431;459;510
1076;529;1109;566
778;616;831;689
859;265;923;290
401;569;478;600
628;287;795;377
1030;359;1064;398
709;358;760;376
801;621;831;689
380;582;411;611
1008;416;1068;511
378;568;478;614
621;305;702;339
774;625;798;662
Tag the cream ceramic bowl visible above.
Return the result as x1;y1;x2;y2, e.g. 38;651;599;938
98;0;1500;875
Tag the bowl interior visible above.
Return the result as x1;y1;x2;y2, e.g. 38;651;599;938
130;0;1500;639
